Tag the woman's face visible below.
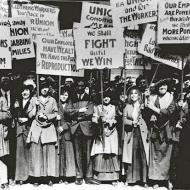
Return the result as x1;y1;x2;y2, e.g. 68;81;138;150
41;87;49;96
103;96;111;105
60;91;69;103
159;84;168;95
22;89;30;99
130;89;139;102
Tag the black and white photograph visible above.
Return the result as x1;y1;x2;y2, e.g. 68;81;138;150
0;0;190;189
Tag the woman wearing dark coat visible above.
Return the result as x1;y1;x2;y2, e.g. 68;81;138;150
176;96;190;188
147;79;175;188
57;86;76;183
15;81;36;184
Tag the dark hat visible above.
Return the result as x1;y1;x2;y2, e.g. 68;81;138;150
22;84;34;93
126;85;140;96
154;78;171;88
40;77;49;88
103;89;113;98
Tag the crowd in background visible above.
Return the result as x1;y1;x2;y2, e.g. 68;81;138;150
0;70;190;189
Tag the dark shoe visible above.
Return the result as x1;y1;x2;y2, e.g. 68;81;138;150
85;178;101;185
75;178;83;185
1;184;9;189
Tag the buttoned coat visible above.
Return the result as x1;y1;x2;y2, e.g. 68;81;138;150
122;103;149;164
67;94;94;136
27;96;58;144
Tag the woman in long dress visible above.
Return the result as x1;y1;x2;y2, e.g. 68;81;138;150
57;86;76;183
15;81;36;184
0;96;11;188
147;79;175;188
122;86;149;186
27;79;58;185
91;90;120;185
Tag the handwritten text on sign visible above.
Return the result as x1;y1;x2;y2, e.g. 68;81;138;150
11;3;59;40
110;0;158;27
80;2;112;28
10;17;35;59
0;20;11;69
138;24;183;69
73;27;125;69
37;30;84;77
124;30;151;70
158;0;190;44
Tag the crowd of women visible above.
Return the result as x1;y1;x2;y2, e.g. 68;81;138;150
0;72;190;189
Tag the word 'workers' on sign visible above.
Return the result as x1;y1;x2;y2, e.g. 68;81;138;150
80;2;112;28
158;0;190;44
73;27;125;70
36;31;84;77
0;20;11;69
138;23;184;70
11;3;59;40
124;29;151;70
9;17;35;59
110;0;158;28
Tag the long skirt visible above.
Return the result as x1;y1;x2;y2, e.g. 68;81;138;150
15;133;29;181
92;154;120;181
149;138;173;180
125;127;147;183
59;136;76;177
28;139;59;177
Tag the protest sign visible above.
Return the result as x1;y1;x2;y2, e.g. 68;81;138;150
0;20;12;69
124;30;151;70
11;3;59;40
110;0;158;27
10;17;35;59
138;24;184;69
73;27;125;70
0;0;8;18
80;2;112;28
110;68;142;81
158;0;190;44
37;30;84;77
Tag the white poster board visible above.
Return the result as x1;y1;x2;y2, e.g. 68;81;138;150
10;17;35;59
73;27;125;70
37;30;84;77
0;20;11;69
0;0;8;18
80;2;112;28
158;0;190;44
124;30;151;70
111;0;158;27
138;24;184;69
12;3;59;40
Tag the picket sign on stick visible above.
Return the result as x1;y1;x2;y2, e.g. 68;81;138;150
57;75;62;154
100;69;104;109
122;53;127;176
180;57;185;121
36;74;40;97
58;75;61;114
150;64;160;85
